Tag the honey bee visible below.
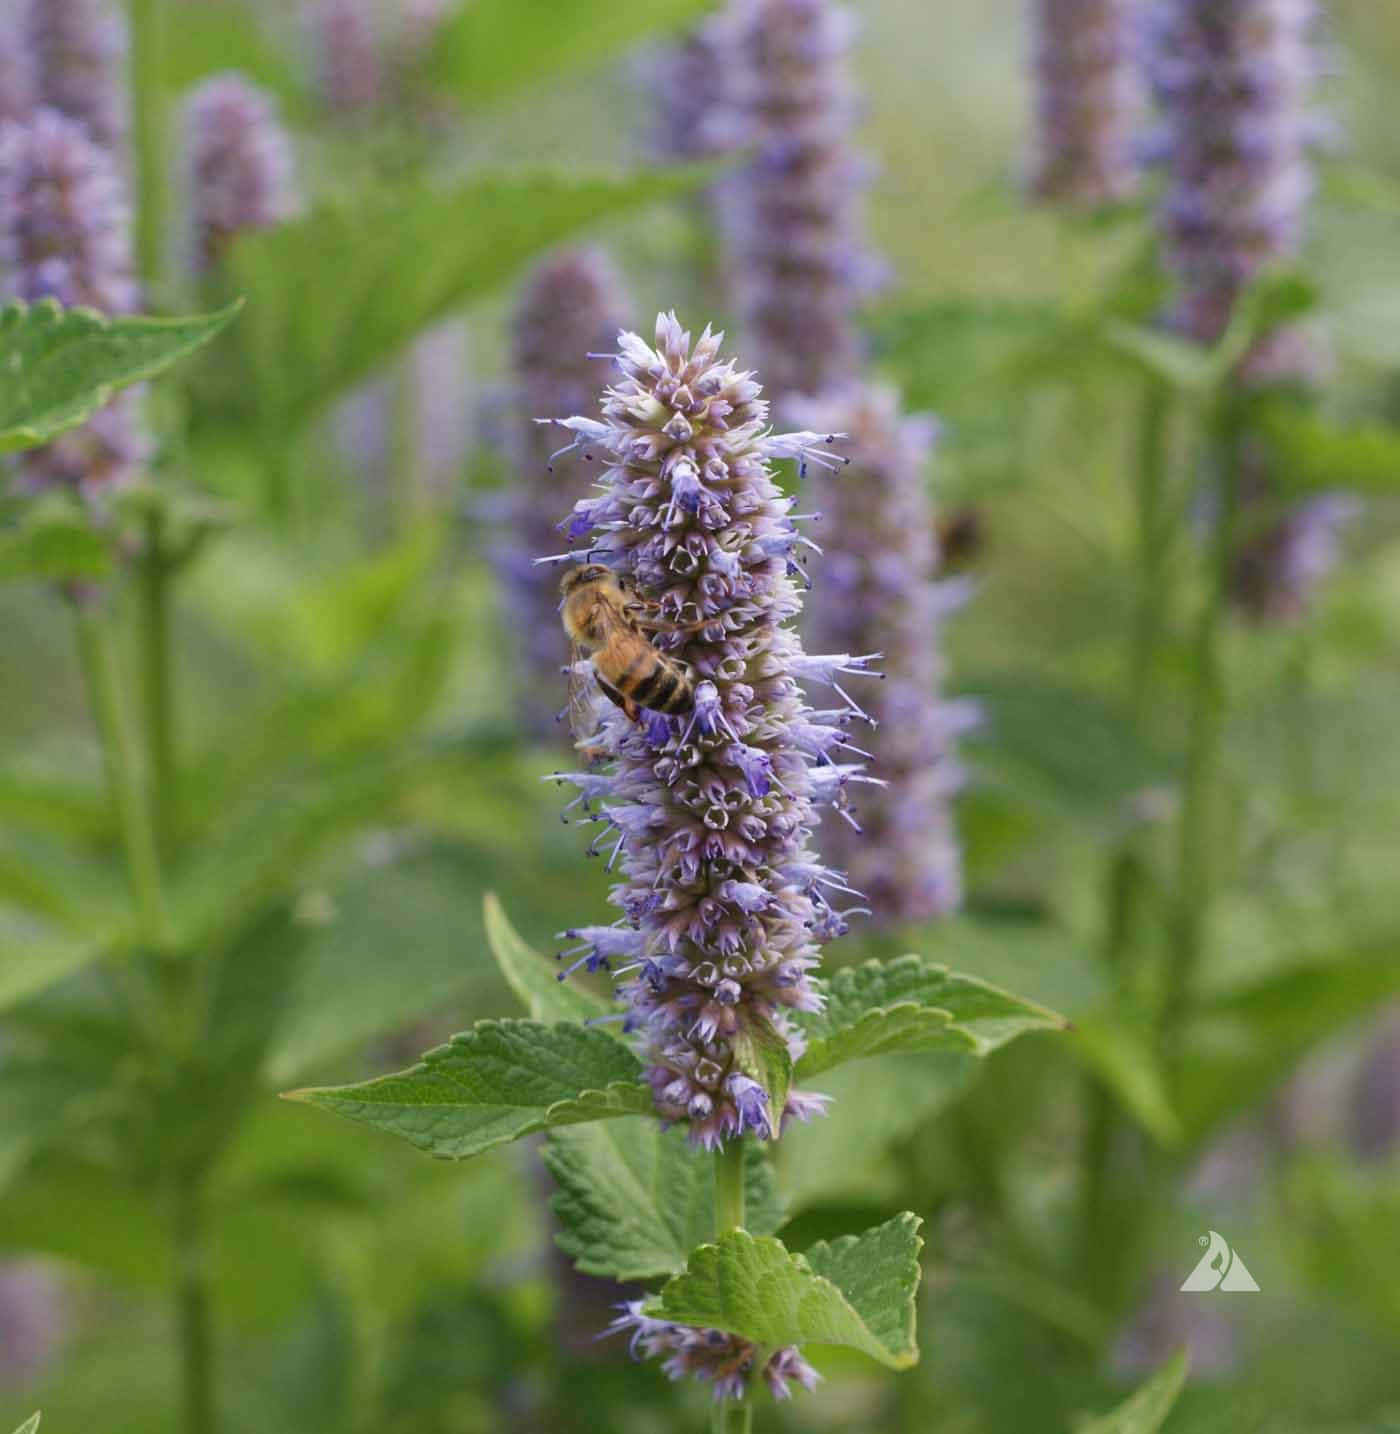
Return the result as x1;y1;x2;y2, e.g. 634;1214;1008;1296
560;564;696;738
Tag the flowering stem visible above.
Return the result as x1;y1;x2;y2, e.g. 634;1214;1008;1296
1164;393;1244;1075
128;0;170;292
140;509;177;858
72;596;172;951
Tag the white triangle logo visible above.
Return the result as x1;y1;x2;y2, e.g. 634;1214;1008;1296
1180;1230;1260;1292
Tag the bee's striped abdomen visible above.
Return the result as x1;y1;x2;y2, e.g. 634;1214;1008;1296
628;657;693;714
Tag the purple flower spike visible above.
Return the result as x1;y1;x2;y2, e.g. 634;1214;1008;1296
607;1300;821;1402
499;249;630;743
721;0;878;401
0;9;34;127
303;0;383;115
1146;0;1317;348
551;312;860;1148
0;108;136;314
0;108;147;498
183;73;299;272
25;0;130;156
1028;0;1141;208
1149;0;1349;619
793;384;968;924
648;9;747;164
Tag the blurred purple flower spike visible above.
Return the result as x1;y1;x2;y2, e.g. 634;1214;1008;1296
183;73;299;272
499;248;631;743
1028;0;1141;207
0;108;148;498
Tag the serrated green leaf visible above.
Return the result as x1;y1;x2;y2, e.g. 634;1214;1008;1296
652;1215;923;1370
432;0;718;112
485;890;613;1026
287;1019;650;1159
227;169;706;432
11;1414;40;1434
543;1119;785;1282
793;955;1064;1079
0;298;241;452
1079;1351;1188;1434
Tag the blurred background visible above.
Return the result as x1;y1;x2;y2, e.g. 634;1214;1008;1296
4;0;1400;1430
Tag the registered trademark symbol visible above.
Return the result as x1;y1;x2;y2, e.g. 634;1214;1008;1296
1198;1235;1209;1247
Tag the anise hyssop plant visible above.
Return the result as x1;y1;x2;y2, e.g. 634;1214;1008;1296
292;313;1062;1425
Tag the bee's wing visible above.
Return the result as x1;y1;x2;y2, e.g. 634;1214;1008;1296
566;643;600;746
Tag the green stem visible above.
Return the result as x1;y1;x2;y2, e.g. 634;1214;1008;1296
713;1402;753;1434
1080;384;1172;1304
390;350;422;537
1129;387;1172;715
711;1141;751;1434
173;1175;218;1434
140;510;177;858
1164;394;1244;1076
715;1138;747;1237
73;598;171;949
128;0;169;293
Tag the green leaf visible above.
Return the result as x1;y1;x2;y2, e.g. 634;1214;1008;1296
431;0;718;112
485;890;613;1026
0;298;241;452
964;675;1173;835
1258;405;1400;496
652;1215;924;1370
11;1415;40;1434
163;1;303;114
1079;1351;1189;1434
1100;321;1222;392
0;510;112;582
286;1019;651;1159
779;1053;976;1212
1101;269;1317;394
268;854;498;1083
227;169;706;432
794;955;1064;1079
1179;943;1400;1142
1067;1010;1182;1147
542;1119;785;1282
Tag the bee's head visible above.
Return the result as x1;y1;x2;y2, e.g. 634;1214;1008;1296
560;562;611;596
